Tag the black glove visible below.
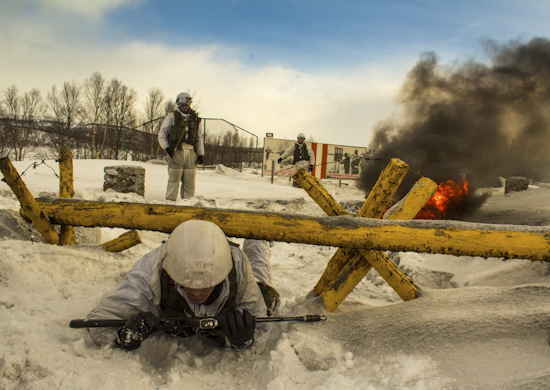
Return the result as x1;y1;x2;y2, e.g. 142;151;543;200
115;312;159;351
197;155;204;165
221;309;256;350
308;165;314;172
165;147;174;159
277;158;282;164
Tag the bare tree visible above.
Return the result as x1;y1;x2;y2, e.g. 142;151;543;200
104;78;137;159
163;100;176;116
1;85;21;159
47;80;83;149
82;72;107;158
142;88;165;157
19;89;46;160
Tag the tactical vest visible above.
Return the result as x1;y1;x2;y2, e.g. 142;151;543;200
293;143;309;163
158;246;281;340
168;109;201;150
160;262;238;319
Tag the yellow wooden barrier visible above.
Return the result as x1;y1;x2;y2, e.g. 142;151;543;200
320;177;439;310
101;230;142;252
0;157;60;245
295;158;417;303
20;199;550;261
58;147;75;245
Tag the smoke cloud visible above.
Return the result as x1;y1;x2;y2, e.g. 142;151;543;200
360;37;550;218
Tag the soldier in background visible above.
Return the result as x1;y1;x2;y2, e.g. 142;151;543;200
278;133;315;188
158;92;204;200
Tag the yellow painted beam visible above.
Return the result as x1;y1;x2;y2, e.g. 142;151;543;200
385;177;440;220
356;158;410;218
101;230;142;252
292;168;348;217
0;157;60;245
58;147;75;245
295;159;416;302
22;196;550;261
321;177;439;310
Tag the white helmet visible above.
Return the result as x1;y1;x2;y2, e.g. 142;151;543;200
297;133;306;140
163;220;232;289
176;92;192;105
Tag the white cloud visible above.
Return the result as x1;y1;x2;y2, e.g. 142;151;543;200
0;14;412;147
33;0;140;18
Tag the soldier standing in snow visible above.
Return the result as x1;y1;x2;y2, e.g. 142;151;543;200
278;133;316;188
158;92;204;200
86;220;278;351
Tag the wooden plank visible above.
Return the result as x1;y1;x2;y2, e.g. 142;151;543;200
320;177;439;310
58;147;75;245
0;157;60;245
101;230;142;252
295;159;416;302
20;199;550;261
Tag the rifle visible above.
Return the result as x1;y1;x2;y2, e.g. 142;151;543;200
70;315;327;331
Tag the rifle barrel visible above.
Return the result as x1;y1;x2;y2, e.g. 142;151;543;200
70;314;327;329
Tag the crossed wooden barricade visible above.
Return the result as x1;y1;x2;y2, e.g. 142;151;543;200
4;153;550;312
292;159;438;311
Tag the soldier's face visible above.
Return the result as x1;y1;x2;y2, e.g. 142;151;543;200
179;103;190;113
297;137;305;144
182;286;216;304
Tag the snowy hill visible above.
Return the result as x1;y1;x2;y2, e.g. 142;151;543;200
1;159;550;390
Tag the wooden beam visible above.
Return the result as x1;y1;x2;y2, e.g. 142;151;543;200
320;177;439;311
0;157;60;245
58;147;75;245
356;158;411;218
295;159;416;302
384;177;440;220
22;199;550;261
101;230;142;252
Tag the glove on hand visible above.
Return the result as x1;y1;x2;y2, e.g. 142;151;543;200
308;165;314;172
197;155;204;165
165;147;174;159
277;158;282;164
115;312;159;351
221;309;256;350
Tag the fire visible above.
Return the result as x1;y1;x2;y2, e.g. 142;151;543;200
415;179;469;219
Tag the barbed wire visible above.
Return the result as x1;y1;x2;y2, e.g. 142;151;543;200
20;160;59;179
308;157;426;180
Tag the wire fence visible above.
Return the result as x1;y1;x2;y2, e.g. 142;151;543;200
0;116;262;169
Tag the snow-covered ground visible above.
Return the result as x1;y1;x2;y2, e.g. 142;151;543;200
1;159;550;390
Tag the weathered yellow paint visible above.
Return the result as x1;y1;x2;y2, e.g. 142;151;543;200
294;159;416;303
292;169;348;216
21;199;550;260
321;176;439;310
321;251;377;310
58;147;75;246
0;157;60;245
101;230;142;252
384;177;439;220
356;158;410;218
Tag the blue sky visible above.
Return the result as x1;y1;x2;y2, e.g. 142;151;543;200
1;0;549;146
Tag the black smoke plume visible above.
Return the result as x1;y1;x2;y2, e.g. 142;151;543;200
359;37;550;219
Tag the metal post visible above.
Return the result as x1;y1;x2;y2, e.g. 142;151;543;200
203;119;206;170
271;160;275;184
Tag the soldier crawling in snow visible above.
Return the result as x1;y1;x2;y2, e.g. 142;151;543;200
86;220;279;351
278;133;316;188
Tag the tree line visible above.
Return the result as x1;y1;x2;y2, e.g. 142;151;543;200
0;71;261;168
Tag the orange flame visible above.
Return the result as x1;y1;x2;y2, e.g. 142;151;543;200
415;179;469;219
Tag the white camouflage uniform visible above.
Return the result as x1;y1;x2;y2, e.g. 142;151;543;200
87;239;271;346
280;142;315;171
157;107;205;200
